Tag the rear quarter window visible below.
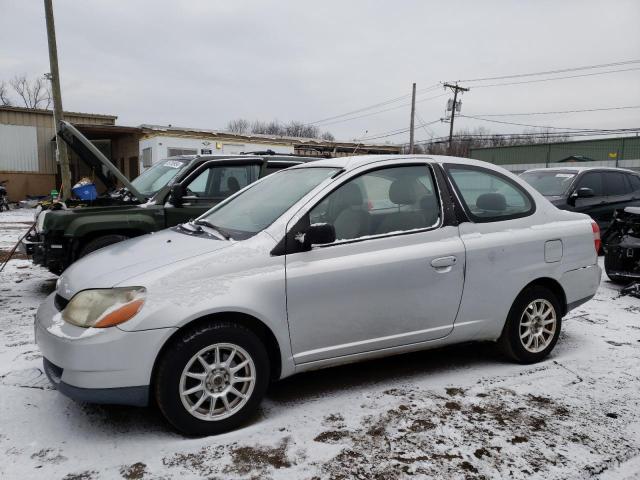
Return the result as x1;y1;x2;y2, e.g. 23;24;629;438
446;164;535;222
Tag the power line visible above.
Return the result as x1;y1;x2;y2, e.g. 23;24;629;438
315;92;448;127
466;105;640;117
360;118;442;141
472;67;640;89
407;128;640;145
457;59;640;83
307;83;441;125
458;114;637;132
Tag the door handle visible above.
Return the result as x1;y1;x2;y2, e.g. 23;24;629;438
431;256;457;269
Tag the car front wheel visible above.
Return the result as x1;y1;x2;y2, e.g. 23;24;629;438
499;286;562;364
154;321;269;436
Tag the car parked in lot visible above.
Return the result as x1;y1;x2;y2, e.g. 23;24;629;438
36;155;601;435
520;166;640;231
23;121;315;274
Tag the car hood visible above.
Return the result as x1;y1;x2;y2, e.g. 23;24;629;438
56;228;233;298
58;121;146;203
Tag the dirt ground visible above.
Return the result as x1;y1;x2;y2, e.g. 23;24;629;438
1;209;639;479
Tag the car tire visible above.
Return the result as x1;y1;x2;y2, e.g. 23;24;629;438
154;321;270;436
499;286;562;364
78;234;129;258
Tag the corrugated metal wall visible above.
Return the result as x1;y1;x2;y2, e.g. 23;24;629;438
0;107;116;174
0;124;38;171
469;136;640;165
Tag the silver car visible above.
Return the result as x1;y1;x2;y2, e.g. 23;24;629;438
36;155;601;435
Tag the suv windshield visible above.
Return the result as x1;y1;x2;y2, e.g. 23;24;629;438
198;167;338;240
520;170;576;196
130;159;191;196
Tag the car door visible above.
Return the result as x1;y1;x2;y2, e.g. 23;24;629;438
629;174;640;205
164;160;262;226
602;171;634;225
285;162;465;365
571;171;609;229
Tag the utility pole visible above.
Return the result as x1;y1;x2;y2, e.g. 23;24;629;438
409;83;416;154
44;0;71;200
443;82;469;153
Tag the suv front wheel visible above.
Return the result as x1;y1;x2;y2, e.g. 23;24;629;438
154;321;270;436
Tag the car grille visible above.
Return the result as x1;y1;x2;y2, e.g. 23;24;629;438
54;294;69;311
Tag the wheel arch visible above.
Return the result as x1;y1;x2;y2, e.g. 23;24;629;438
72;228;148;258
149;311;283;400
518;277;567;317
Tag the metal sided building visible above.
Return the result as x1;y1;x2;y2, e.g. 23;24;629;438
469;136;640;173
0;106;122;200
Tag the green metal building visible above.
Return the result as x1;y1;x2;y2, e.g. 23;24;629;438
468;135;640;172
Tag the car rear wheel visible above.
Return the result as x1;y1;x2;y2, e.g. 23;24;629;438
499;286;562;364
78;234;129;258
154;321;269;436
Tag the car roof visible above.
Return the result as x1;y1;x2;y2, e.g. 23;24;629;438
523;166;638;174
287;154;508;172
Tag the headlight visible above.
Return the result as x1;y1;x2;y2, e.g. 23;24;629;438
62;287;146;328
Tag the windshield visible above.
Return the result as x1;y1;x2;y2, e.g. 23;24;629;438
198;167;339;239
131;159;191;196
520;170;576;196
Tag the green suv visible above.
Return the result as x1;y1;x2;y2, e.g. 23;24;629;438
23;121;315;274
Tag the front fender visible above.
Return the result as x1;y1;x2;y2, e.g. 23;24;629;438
65;211;161;238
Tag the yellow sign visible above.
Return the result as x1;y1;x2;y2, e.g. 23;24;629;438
608;152;618;159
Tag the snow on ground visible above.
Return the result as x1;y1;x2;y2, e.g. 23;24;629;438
1;210;639;480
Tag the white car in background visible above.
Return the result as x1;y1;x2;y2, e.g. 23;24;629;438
35;155;601;436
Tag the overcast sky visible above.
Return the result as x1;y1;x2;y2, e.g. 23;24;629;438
1;0;639;144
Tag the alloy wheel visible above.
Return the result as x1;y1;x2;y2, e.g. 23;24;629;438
179;343;256;421
519;299;557;353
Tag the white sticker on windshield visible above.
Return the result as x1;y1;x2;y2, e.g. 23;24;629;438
555;173;574;178
163;161;183;169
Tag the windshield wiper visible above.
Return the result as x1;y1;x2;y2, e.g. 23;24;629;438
194;220;231;240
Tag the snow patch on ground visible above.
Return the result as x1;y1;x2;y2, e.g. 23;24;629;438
0;214;639;479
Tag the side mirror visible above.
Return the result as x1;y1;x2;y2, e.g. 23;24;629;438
170;184;185;206
305;223;336;247
574;187;595;199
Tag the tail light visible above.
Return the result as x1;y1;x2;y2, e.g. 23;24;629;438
591;221;601;254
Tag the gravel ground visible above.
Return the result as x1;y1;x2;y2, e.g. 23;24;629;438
0;209;639;479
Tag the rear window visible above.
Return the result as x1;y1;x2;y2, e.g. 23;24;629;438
447;165;534;222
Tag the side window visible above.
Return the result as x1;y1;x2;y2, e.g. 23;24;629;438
186;169;210;196
308;165;441;242
447;165;533;222
577;172;603;196
185;164;260;198
629;174;640;192
217;166;252;195
603;172;630;196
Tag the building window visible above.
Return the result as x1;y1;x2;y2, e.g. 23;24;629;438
142;147;152;168
167;147;198;157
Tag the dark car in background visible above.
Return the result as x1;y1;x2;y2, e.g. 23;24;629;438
520;167;640;231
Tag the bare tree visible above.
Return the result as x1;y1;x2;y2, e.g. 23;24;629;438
226;118;250;134
321;131;335;142
244;119;334;140
9;75;52;109
0;81;11;106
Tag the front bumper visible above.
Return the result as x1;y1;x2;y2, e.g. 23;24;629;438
35;292;175;406
20;233;41;256
21;232;65;272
